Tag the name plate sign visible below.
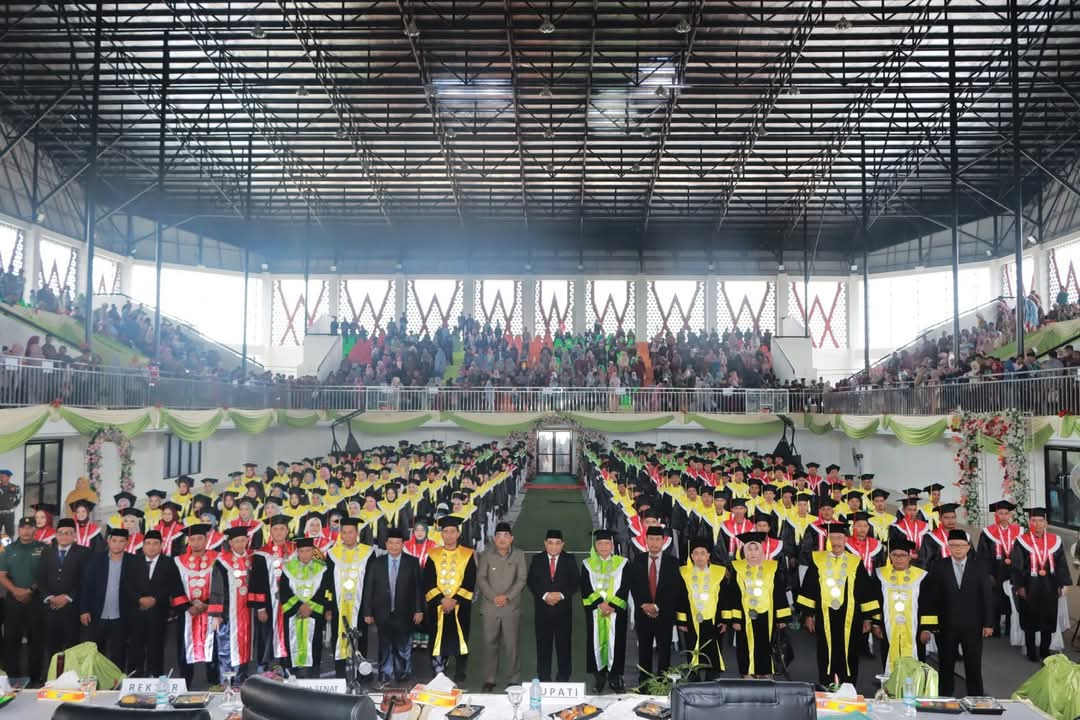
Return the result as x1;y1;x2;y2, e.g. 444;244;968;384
120;678;188;695
539;682;586;702
294;679;348;694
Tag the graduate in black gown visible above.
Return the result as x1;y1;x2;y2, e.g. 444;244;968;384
721;531;792;677
1010;507;1072;661
796;522;879;685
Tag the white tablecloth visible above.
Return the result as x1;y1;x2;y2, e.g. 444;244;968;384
4;691;1057;720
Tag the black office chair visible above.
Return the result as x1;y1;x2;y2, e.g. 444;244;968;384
670;679;816;720
240;675;376;720
51;705;211;720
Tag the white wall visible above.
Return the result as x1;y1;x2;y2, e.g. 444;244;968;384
1;419;333;518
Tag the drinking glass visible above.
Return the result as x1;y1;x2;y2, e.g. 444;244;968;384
506;686;525;720
220;670;242;712
79;675;97;696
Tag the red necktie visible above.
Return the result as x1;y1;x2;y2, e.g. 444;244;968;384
549;555;556;581
649;557;658;601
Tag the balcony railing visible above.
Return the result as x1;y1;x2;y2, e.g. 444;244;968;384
1;356;1076;416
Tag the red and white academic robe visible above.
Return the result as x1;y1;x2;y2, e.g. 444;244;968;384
124;533;145;555
917;527;970;568
846;536;886;573
155;521;186;557
175;550;220;664
888;518;929;554
209;550;267;667
255;541;295;660
228;519;265;551
719;518;754;557
74;521;104;552
206;530;226;552
34;527;56;544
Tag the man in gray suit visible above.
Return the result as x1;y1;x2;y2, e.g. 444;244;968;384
476;521;528;691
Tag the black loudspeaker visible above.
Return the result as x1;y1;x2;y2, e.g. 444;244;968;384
670;679;816;720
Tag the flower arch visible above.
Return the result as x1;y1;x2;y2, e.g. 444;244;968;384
85;426;136;494
953;409;1029;528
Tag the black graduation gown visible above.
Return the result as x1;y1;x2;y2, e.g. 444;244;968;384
796;552;878;684
1009;533;1071;633
721;559;792;676
977;525;1019;623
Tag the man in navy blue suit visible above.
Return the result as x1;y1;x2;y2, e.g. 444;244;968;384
80;527;136;667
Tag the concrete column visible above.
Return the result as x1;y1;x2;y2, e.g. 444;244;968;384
704;276;716;332
1031;244;1050;306
22;224;40;301
395;274;407;322
462;277;476;320
776;272;790;335
634;277;648;339
119;256;134;296
328;275;341;320
521;278;536;335
73;242;87;297
989;258;1004;300
572;278;586;334
847;275;863;353
260;271;273;352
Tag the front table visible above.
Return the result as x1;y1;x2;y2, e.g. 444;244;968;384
3;691;1057;720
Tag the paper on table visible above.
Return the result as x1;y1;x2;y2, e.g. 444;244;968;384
51;672;82;690
427;673;456;692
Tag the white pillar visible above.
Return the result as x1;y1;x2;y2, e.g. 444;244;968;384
463;277;476;320
848;275;864;355
119;256;134;296
704;276;716;332
989;258;1004;300
572;278;586;334
776;272;790;335
327;275;341;321
260;271;273;352
1032;244;1050;306
74;242;87;297
22;224;40;301
634;277;648;340
395;274;407;324
521;278;536;336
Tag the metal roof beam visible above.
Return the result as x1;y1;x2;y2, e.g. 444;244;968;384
276;0;395;227
640;0;703;241
162;0;325;220
395;0;466;229
503;0;529;228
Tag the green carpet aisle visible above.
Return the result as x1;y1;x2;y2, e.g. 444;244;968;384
528;473;582;488
463;487;597;690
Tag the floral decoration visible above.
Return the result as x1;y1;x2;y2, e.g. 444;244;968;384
85;426;136;494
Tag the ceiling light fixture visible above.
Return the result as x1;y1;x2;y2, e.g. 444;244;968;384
674;17;692;34
296;85;308;97
850;262;859;272
544;128;554;139
654;85;669;98
445;127;457;139
539;85;553;98
781;83;800;96
334;128;346;139
395;262;404;272
404;18;420;38
777;263;785;272
539;16;556;34
525;263;533;272
1026;233;1038;244
707;262;715;272
836;16;852;31
641;127;653;138
251;24;266;39
576;262;584;272
260;262;270;271
329;264;338;273
985;249;993;257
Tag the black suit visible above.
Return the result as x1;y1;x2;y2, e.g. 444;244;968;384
361;552;424;681
929;554;994;696
526;551;579;681
80;552;136;667
626;551;686;680
122;552;183;676
37;543;92;663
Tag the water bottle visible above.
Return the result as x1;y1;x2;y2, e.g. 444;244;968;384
529;678;542;712
156;675;170;709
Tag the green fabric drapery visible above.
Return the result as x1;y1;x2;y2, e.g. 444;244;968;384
991;317;1080;359
684;413;785;438
800;414;835;435
57;407;154;438
228;409;276;434
441;412;543;437
834;415;881;440
0;405;51;453
277;409;323;428
350;412;433;435
160;409;225;443
883;415;949;446
564;412;674;433
977;422;1055;453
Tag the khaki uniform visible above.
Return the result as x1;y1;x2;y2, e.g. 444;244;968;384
475;546;528;685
